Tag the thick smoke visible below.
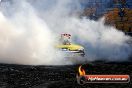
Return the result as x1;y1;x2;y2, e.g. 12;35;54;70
0;0;131;65
63;17;131;61
0;0;68;65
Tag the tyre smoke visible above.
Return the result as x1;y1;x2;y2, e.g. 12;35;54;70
0;0;131;65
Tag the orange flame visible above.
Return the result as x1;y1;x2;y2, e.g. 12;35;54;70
78;65;86;76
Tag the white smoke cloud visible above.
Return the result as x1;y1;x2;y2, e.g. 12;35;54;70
61;17;131;61
0;0;70;65
0;0;131;65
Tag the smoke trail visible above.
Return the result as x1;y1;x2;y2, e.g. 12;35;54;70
0;0;131;65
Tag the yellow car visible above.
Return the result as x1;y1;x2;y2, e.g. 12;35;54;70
56;44;85;57
56;34;85;57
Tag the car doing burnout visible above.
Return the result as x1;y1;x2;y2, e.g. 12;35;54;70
56;34;85;57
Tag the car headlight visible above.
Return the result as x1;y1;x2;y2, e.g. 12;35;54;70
62;48;69;51
78;47;84;51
